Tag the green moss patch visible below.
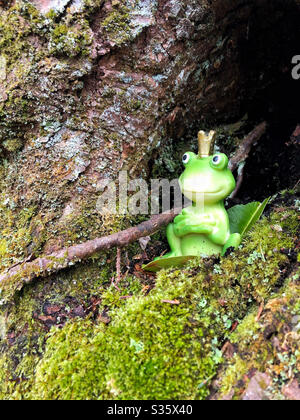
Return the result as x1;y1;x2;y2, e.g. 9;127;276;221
217;273;300;399
0;204;298;400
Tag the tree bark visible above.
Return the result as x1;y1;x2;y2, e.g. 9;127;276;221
0;0;294;264
0;0;299;401
0;0;289;259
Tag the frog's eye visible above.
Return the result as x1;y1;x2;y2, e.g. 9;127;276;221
210;153;228;170
182;151;196;165
212;155;221;165
182;153;190;165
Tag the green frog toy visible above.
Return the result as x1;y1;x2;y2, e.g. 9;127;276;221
162;130;241;259
143;129;269;272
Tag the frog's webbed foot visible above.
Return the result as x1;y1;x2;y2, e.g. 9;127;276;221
222;233;241;256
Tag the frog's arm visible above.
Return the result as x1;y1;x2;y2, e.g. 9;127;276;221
174;221;214;237
206;209;231;246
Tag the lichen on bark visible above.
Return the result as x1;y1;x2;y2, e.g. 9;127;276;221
0;0;299;400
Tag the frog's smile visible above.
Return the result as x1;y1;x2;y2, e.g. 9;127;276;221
182;189;223;195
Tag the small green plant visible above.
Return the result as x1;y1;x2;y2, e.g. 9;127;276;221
228;198;270;237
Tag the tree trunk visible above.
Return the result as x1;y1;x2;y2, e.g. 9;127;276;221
0;0;299;400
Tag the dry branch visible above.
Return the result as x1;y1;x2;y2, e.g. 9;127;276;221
230;121;267;198
0;208;179;292
0;122;267;294
229;121;267;172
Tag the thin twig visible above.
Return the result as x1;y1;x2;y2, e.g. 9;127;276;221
293;179;300;190
116;247;121;284
111;277;121;292
198;373;217;389
161;299;180;305
256;300;264;322
229;121;267;172
230;161;245;199
0;208;180;298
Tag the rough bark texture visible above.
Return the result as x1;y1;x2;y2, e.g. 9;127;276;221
0;0;297;260
0;0;297;258
0;0;274;293
0;0;299;400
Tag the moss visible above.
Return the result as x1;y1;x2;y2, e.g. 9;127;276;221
217;208;298;302
0;204;298;400
0;201;38;272
217;270;300;399
0;7;31;67
0;349;43;400
29;270;217;400
0;356;13;398
6;209;292;399
2;138;23;152
100;1;132;46
0;178;146;302
0;4;39;145
220;354;249;396
49;21;92;57
45;9;57;20
0;258;117;399
0;289;46;399
52;194;147;247
0;1;95;150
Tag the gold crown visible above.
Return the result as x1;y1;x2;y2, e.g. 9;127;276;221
198;130;216;158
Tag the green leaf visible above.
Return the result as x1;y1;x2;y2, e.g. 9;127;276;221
143;256;195;273
228;197;270;237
